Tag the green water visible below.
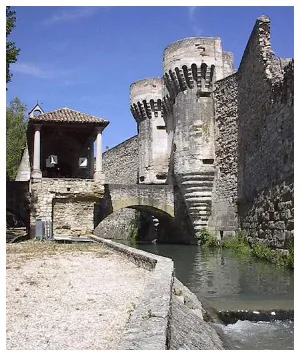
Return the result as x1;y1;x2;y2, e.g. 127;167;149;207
122;241;294;350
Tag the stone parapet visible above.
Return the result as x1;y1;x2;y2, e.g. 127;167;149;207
163;37;224;81
89;235;173;349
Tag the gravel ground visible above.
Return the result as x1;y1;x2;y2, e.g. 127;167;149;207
6;241;149;350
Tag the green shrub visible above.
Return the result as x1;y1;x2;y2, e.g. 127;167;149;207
287;248;294;269
222;230;251;254
222;230;294;269
285;233;294;269
222;235;252;255
199;228;220;247
252;241;276;263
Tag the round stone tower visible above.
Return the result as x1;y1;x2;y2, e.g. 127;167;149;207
130;78;168;184
162;37;232;236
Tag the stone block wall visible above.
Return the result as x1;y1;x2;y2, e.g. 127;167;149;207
210;73;238;235
30;178;104;238
237;16;294;248
103;135;138;184
96;136;138;240
241;181;293;249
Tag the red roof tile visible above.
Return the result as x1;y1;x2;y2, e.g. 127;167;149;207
29;107;109;125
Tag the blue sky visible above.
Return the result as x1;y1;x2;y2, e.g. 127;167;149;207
6;6;294;150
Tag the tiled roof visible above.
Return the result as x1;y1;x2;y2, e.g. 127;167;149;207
29;107;109;125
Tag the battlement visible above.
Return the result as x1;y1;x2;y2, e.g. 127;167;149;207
162;37;234;100
163;37;222;71
163;62;216;100
130;78;163;123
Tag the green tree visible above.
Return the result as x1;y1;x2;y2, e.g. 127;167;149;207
6;98;27;180
6;6;20;85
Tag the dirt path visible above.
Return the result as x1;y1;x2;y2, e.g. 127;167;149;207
6;241;149;350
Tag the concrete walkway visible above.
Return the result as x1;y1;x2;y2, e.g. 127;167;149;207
6;241;149;350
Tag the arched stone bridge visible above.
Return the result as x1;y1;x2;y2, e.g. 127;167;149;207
95;184;175;223
7;180;192;243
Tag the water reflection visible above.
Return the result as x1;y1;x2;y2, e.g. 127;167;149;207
121;241;294;350
126;243;294;311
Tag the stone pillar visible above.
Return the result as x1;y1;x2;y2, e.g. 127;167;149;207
31;125;42;179
93;126;105;182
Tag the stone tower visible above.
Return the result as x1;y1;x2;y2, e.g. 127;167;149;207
162;37;234;237
130;78;168;184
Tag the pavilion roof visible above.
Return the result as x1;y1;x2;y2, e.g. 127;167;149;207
28;107;109;126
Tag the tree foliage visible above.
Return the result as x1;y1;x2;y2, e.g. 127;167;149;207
6;98;27;180
6;6;20;85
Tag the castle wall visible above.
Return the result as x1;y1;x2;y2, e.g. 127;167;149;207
102;135;138;184
210;73;238;236
173;89;215;175
95;135;139;240
237;16;294;248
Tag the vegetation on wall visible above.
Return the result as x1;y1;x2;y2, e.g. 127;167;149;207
128;211;141;242
198;228;220;248
6;98;27;180
222;230;294;269
198;228;293;269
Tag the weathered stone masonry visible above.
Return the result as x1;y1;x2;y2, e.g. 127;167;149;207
103;15;293;249
210;73;238;238
96;136;139;239
15;15;293;250
102;136;138;184
237;16;293;248
30;178;104;237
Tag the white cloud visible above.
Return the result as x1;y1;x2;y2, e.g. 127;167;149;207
44;6;103;25
12;62;70;80
188;6;197;21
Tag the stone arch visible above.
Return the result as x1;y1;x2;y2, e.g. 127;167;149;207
93;184;175;238
94;196;174;226
93;203;176;244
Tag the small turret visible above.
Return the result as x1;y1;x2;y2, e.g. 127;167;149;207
130;78;168;184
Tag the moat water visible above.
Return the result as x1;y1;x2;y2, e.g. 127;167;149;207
121;241;294;350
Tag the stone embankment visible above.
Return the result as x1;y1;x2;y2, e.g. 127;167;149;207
90;235;224;349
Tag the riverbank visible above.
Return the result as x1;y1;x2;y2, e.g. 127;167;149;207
6;241;150;350
6;238;224;350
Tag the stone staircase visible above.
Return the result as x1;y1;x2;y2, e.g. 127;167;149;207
178;170;215;237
